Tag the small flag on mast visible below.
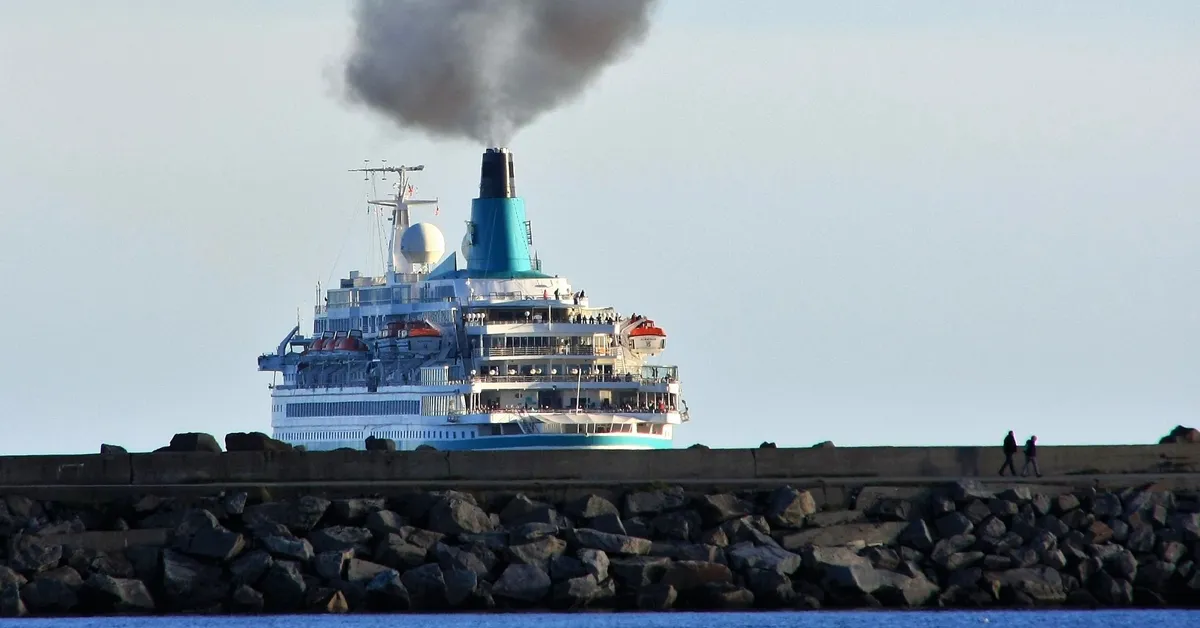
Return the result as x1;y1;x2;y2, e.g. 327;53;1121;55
434;204;440;215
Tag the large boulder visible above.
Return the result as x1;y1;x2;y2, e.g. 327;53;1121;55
80;574;155;612
697;493;753;526
365;437;396;451
428;496;493;535
100;444;128;455
7;535;62;574
161;550;225;610
727;542;802;575
568;528;652;555
244;496;331;534
225;432;294;452
1160;425;1200;444
493;564;551;604
765;487;817;528
564;494;620;520
623;486;688;518
803;546;882;595
172;509;246;561
166;432;222;453
20;567;83;613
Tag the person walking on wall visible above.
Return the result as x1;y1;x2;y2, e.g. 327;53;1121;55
998;430;1018;476
1021;435;1042;478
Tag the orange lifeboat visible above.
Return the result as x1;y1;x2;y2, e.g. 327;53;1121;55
309;338;327;352
332;336;369;352
406;320;442;338
629;319;666;338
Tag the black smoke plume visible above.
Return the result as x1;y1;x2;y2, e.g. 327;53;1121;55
343;0;659;146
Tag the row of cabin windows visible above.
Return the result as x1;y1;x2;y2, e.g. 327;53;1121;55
278;430;477;442
286;400;420;418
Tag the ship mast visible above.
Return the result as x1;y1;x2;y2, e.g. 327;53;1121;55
348;163;439;282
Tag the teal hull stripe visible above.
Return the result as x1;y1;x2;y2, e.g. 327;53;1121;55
292;433;673;451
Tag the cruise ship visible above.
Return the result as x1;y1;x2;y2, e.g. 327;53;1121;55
258;148;688;450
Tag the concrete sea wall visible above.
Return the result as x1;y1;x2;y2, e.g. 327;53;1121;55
1;445;1199;489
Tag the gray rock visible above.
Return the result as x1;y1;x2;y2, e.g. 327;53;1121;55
807;510;868;527
1055;494;1081;514
1062;509;1095;531
695;582;755;609
548;555;587;582
588;512;627;536
899;519;936;552
1160;540;1188;564
661;560;732;591
259;560;307;611
172;509;245;561
261;535;314;562
983;566;1066;603
988;499;1019;518
870;498;914;522
7;535;62;574
1043;549;1068;570
1031;494;1053;516
998;487;1033;503
499;494;556;527
983;554;1013;570
651;510;702;541
230;549;273;586
1109;519;1130;542
401;563;447;609
244;496;331;533
508;536;567;570
864;546;901;571
578;548;609;581
508;522;559;544
492;563;550;603
364;510;408;537
1126;525;1155;553
222;492;248;516
435;543;490;579
745;568;796;606
624;486;687;518
314;550;352;581
764;487;817;528
947;567;982;589
21;566;82;613
636;583;677;610
162;549;224;609
802;546;881;594
1091;571;1134;605
564;494;619;520
81;574;155;612
609;556;672;587
1106;548;1138;580
1135;560;1175;588
329;498;386;524
345;558;392;583
649;541;725;563
962;500;993;525
0;568;26;589
442;567;479;608
936;512;974;538
727;542;802;575
373;535;427;571
0;583;26;617
698;493;753;526
930;494;956;516
429;497;493;535
977;516;1007;540
931;534;976;565
875;570;940;607
700;526;730;547
309;526;373;554
1038;514;1071;539
943;551;984;572
1171;513;1200;541
550;574;603;608
1092;493;1123;519
949;480;995;502
568;528;651;555
364;569;410;611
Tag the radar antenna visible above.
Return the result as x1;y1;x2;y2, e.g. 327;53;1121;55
349;162;440;280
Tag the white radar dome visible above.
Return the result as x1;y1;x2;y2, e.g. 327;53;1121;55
400;222;446;265
461;233;472;261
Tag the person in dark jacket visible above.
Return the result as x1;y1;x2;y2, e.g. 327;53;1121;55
1021;435;1042;477
998;430;1018;476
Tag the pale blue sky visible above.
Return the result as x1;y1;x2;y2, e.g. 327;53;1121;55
0;1;1197;454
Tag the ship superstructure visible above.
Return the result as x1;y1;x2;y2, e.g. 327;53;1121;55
258;148;687;450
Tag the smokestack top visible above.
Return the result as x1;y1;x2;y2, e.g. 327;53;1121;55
479;148;516;199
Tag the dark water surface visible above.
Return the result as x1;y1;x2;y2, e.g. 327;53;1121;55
2;612;1199;628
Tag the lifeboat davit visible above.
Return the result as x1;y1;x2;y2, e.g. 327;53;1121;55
406;320;442;338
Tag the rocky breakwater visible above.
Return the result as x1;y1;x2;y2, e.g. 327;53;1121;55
1;481;1200;615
